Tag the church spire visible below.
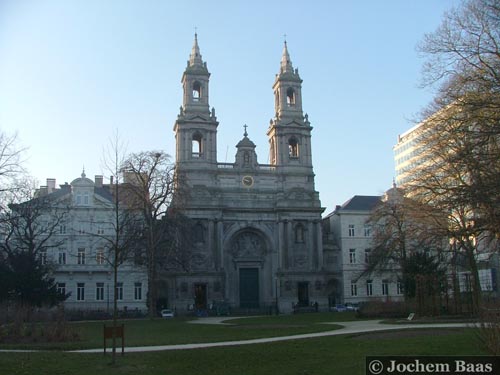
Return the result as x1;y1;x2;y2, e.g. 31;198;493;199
280;41;293;74
189;32;203;67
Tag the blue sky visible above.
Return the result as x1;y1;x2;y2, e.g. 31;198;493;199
0;0;459;214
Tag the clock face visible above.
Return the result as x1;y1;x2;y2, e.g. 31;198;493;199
242;176;254;187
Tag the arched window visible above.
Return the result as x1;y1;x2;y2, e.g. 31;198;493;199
288;137;299;158
192;132;202;158
192;81;201;102
295;224;305;243
244;152;250;165
286;87;295;106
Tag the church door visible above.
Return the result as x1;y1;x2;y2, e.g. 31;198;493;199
239;268;259;308
298;282;309;306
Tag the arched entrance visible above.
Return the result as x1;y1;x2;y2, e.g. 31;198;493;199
226;229;270;309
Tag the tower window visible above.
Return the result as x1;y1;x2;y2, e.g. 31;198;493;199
288;137;299;158
192;81;201;102
286;87;295;106
192;132;202;158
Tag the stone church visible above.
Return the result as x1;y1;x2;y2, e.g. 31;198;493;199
167;35;329;314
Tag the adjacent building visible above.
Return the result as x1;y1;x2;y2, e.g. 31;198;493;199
322;195;404;305
33;173;148;312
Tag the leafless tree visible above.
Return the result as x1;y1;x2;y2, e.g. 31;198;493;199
0;177;68;313
100;132;142;364
0;131;27;209
122;151;193;318
363;187;447;283
412;0;500;312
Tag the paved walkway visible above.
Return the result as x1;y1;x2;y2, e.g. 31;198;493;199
70;319;470;354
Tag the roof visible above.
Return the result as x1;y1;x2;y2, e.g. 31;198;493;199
340;195;381;211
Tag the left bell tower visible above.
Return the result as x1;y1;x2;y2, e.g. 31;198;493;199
174;33;218;168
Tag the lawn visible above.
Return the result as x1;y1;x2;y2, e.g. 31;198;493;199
0;312;353;350
0;328;485;375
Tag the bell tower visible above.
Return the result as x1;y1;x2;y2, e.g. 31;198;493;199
267;42;313;171
174;33;218;168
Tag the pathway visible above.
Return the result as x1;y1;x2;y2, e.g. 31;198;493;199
70;318;471;354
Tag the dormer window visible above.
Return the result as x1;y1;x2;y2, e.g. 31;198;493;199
286;87;295;106
192;132;203;158
192;81;201;102
288;137;299;158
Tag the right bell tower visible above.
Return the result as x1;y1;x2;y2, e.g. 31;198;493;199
267;41;314;173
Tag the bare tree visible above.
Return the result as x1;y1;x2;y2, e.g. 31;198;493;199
100;132;142;364
122;151;194;318
0;177;68;313
412;0;500;312
0;131;27;208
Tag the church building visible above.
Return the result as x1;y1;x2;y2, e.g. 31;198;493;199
168;35;328;313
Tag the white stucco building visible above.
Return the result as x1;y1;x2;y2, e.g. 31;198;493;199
322;195;404;305
35;173;148;313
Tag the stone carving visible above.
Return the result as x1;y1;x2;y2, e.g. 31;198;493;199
294;254;308;268
231;232;266;259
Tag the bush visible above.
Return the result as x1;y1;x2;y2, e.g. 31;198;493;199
357;300;412;319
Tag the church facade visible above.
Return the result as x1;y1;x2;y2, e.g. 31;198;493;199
167;35;329;313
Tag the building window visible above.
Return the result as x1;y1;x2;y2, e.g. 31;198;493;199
288;137;299;158
56;283;66;296
397;280;404;295
134;282;142;300
58;251;66;265
286;87;295;106
77;248;86;265
59;225;66;234
96;248;105;265
96;283;104;301
351;282;357;296
382;280;389;296
364;224;371;237
192;81;201;101
366;280;373;296
295;224;305;243
348;224;355;237
116;282;123;301
364;249;371;263
83;191;89;205
75;194;82;205
77;283;85;301
39;249;47;265
96;225;104;235
192;132;202;158
349;249;356;264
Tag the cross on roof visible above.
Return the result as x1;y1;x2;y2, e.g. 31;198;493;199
243;124;248;137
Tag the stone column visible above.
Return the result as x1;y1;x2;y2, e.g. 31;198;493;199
278;221;285;269
315;221;323;271
286;221;293;268
217;220;223;269
308;221;315;271
208;220;215;269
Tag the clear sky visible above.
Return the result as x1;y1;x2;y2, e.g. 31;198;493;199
0;0;459;214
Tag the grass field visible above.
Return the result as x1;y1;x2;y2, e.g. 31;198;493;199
0;312;353;350
0;313;488;374
0;328;484;375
